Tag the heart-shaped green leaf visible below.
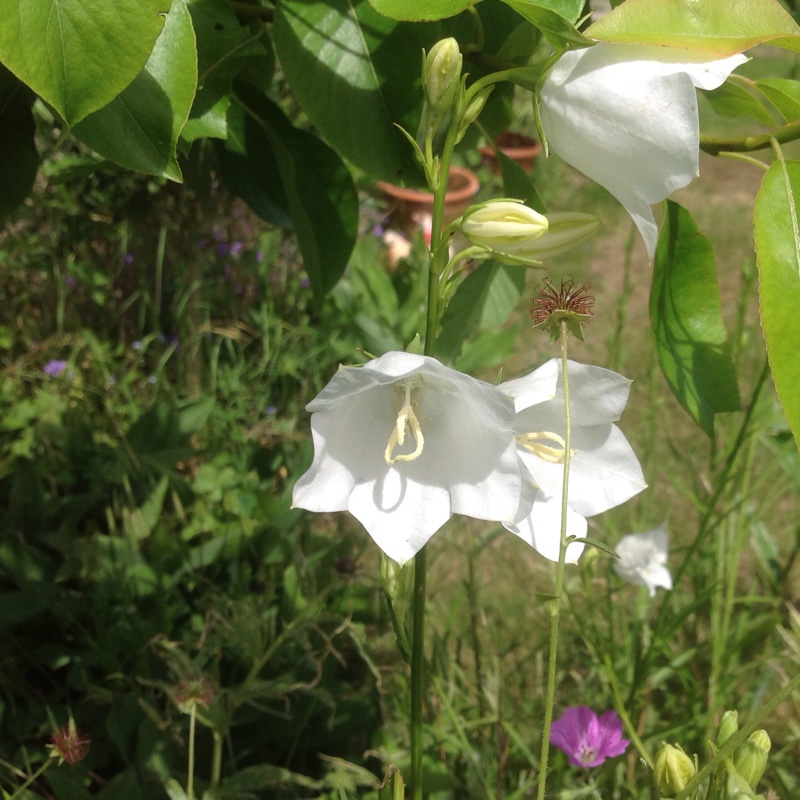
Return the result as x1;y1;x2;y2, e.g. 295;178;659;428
651;201;740;437
0;0;172;125
586;0;800;56
73;0;197;181
274;0;432;183
754;159;800;448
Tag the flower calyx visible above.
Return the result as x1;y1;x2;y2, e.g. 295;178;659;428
531;276;595;342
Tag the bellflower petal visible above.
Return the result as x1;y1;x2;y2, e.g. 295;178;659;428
614;523;672;596
501;359;646;562
293;352;521;565
539;43;748;259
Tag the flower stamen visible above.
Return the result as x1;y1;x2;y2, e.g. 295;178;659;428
517;430;576;463
385;381;425;465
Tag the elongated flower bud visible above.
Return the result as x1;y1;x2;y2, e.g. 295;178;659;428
654;743;696;797
732;730;770;790
456;86;493;143
520;212;600;259
423;38;462;113
716;710;739;747
460;199;548;256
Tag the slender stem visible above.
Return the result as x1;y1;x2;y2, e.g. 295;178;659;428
8;758;52;800
409;547;427;800
700;119;800;154
211;731;223;789
187;702;197;800
536;321;572;800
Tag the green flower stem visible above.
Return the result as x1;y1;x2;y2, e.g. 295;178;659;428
673;669;800;800
409;545;427;800
536;320;572;800
700;119;800;155
187;702;197;800
603;654;654;769
8;757;53;800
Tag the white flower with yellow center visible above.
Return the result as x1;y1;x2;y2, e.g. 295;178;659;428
292;352;522;565
500;358;646;563
538;43;747;260
613;524;672;597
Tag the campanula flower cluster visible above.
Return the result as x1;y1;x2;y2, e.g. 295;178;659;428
292;352;645;566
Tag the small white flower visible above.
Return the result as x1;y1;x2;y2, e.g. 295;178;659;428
538;43;747;259
500;358;646;563
614;524;672;597
292;351;522;565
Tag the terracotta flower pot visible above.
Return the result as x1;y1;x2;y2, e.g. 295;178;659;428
480;131;542;173
377;165;480;234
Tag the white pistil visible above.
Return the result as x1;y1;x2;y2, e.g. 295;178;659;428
517;430;576;463
385;382;425;465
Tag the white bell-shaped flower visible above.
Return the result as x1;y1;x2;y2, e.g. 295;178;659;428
292;351;522;565
538;43;747;260
613;524;672;596
500;358;646;563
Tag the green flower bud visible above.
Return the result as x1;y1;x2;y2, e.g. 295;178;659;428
423;38;462;114
517;211;600;260
455;86;493;143
654;743;696;797
460;199;548;261
716;710;739;747
732;730;770;790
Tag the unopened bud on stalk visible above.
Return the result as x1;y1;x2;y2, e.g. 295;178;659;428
422;38;462;114
716;710;739;747
654;743;696;797
732;730;770;790
522;211;600;259
456;86;493;143
460;199;548;260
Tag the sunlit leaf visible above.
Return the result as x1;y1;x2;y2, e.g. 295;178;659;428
73;0;197;181
754;159;800;448
500;0;593;51
755;78;800;123
437;262;526;364
0;0;171;125
586;0;800;56
651;201;740;437
700;81;774;126
274;0;433;183
367;0;472;20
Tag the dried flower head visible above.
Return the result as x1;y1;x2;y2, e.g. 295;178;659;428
170;678;215;714
531;277;594;342
49;720;90;765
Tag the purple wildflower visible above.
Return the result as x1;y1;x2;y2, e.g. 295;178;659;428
299;277;310;288
43;359;67;377
217;242;230;258
230;240;244;257
124;252;134;265
550;706;630;768
265;405;277;415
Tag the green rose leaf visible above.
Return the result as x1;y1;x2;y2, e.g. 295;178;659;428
754;159;800;448
0;0;172;126
367;0;472;21
73;0;197;181
274;0;432;183
586;0;800;56
651;201;741;437
227;85;358;308
0;67;39;220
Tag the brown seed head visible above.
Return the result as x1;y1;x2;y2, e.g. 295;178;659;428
530;277;594;342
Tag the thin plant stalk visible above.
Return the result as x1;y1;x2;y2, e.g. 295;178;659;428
536;319;572;800
7;758;52;800
187;702;197;800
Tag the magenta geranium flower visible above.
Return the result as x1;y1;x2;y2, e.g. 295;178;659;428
550;706;630;768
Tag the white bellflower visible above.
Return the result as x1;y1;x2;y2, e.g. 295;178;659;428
292;352;522;565
613;524;672;596
538;43;747;259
